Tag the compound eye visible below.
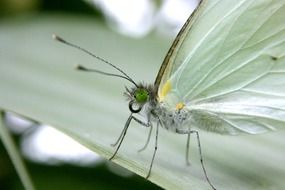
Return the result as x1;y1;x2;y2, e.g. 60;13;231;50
134;89;149;103
129;101;141;113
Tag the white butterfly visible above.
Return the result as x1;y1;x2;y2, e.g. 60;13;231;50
54;0;285;189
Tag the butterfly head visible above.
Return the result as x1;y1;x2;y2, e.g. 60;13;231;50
125;84;156;113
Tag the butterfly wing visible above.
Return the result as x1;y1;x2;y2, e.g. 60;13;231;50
154;0;206;94
158;0;285;134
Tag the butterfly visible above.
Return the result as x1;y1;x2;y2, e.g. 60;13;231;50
53;0;285;189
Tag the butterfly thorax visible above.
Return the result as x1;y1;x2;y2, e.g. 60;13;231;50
125;83;192;134
154;102;192;133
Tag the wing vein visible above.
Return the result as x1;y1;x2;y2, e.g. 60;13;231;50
202;110;247;133
241;3;285;49
241;88;285;98
192;71;267;104
187;10;285;100
174;0;249;88
190;36;285;102
192;107;285;125
182;0;252;99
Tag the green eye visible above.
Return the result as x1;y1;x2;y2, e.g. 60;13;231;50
134;88;148;103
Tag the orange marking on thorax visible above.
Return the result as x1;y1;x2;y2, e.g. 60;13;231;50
176;102;185;110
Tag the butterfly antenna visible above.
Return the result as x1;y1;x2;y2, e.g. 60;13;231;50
52;34;138;87
76;64;133;81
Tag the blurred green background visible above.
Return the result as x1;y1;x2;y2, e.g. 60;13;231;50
0;0;164;189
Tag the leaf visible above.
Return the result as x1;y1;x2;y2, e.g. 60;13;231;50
0;112;35;190
0;13;285;190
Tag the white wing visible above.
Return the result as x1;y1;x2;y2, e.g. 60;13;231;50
161;0;285;134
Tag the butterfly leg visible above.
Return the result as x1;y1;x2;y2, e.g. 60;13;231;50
146;120;159;179
110;114;152;159
110;114;159;179
190;130;216;190
137;123;153;153
109;113;133;160
138;125;153;152
112;113;151;146
132;116;151;127
110;116;130;147
132;116;153;152
186;133;191;166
